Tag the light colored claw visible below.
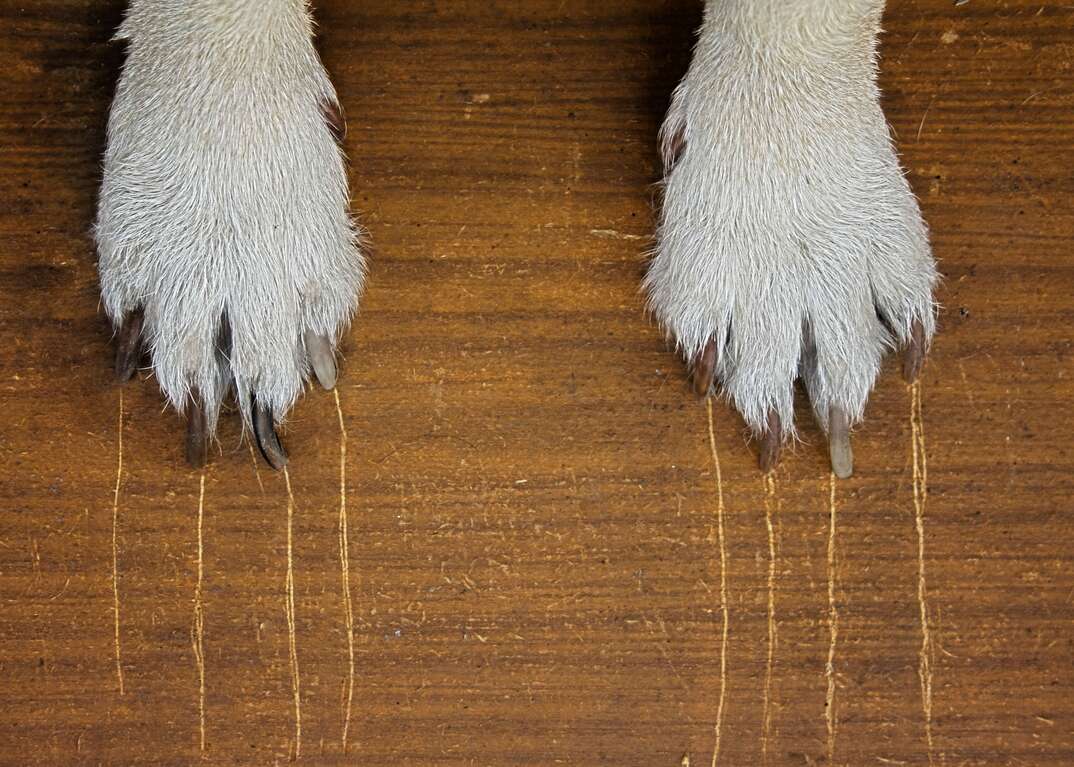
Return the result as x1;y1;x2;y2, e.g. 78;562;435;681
305;330;337;391
828;406;854;479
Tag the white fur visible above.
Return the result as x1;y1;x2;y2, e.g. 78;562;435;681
96;0;365;433
645;0;937;438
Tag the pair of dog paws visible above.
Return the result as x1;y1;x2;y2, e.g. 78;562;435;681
97;9;936;476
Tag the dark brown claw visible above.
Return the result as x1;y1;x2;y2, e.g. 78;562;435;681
304;330;337;390
186;394;208;469
691;337;718;397
903;318;927;383
828;406;854;479
114;309;144;382
758;410;782;474
252;398;288;471
321;98;346;143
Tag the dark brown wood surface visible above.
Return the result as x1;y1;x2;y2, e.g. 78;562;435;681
1;1;1072;765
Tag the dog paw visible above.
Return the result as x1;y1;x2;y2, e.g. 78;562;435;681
645;9;937;476
95;4;364;469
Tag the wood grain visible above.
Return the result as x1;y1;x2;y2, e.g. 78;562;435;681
1;1;1072;765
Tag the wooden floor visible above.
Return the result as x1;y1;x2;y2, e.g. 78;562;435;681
2;1;1073;765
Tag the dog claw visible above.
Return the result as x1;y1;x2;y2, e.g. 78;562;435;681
252;398;288;471
903;318;927;383
305;331;337;390
186;394;208;469
691;337;717;397
114;309;144;382
758;410;782;474
828;406;854;479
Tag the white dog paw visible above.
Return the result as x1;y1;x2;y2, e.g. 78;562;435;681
96;3;364;468
645;6;938;476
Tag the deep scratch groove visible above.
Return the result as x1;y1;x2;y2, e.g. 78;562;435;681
705;400;729;767
192;473;207;753
111;390;126;696
334;389;357;753
825;474;840;764
283;469;302;759
762;473;778;765
911;381;935;765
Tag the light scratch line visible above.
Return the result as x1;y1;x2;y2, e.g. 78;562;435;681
825;473;840;765
247;442;265;493
192;473;207;752
762;473;778;765
916;97;935;141
111;389;126;696
283;469;302;759
334;389;356;753
911;381;935;765
705;400;729;767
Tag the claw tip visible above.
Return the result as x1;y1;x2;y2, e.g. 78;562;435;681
691;338;717;398
186;394;209;469
114;310;144;383
758;410;782;474
902;319;927;384
828;407;854;479
252;399;288;471
305;331;338;391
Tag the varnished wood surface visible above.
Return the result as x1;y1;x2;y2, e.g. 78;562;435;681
1;2;1072;765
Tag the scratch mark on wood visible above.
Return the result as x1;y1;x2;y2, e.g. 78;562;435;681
191;473;207;753
110;389;126;696
334;389;357;753
917;96;935;141
762;472;779;766
247;442;265;494
911;381;936;765
589;228;646;241
705;399;729;767
283;468;302;759
825;474;840;765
